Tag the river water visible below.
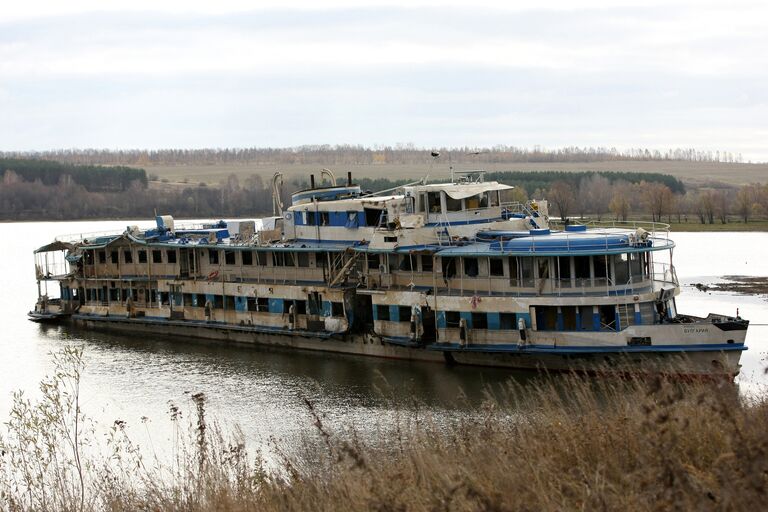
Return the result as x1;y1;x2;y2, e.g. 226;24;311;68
1;221;766;454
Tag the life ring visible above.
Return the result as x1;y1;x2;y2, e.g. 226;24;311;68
207;270;219;280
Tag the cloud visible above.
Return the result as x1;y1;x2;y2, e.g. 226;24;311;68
0;2;767;159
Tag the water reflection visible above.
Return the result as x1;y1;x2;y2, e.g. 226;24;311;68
2;222;767;452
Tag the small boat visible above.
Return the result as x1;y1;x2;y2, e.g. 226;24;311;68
28;297;69;323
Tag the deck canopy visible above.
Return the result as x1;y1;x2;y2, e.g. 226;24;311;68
411;182;513;200
34;241;75;254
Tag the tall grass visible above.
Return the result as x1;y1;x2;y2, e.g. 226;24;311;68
0;347;766;511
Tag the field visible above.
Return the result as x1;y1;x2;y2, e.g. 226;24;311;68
143;160;768;188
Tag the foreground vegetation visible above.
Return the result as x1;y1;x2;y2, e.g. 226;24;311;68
1;347;766;511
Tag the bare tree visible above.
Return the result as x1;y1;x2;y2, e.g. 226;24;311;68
609;189;630;221
578;174;612;220
548;181;576;221
640;182;673;222
734;185;752;223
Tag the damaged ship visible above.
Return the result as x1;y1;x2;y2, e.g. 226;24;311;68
30;170;749;377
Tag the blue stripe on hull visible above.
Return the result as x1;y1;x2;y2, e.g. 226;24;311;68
426;342;746;354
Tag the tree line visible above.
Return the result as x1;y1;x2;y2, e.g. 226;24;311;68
545;178;768;224
0;145;746;167
1;160;766;223
0;158;147;192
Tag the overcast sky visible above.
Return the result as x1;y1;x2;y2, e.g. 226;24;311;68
2;0;767;160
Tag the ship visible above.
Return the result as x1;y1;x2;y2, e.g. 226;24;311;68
30;169;749;377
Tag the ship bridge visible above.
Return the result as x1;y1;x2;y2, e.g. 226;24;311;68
281;172;546;250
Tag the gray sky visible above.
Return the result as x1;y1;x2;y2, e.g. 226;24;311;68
2;0;767;161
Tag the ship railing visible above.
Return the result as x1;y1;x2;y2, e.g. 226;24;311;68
549;219;671;239
435;274;657;298
54;230;129;244
651;262;679;288
476;231;675;254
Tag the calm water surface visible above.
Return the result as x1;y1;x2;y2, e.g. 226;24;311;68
1;221;766;453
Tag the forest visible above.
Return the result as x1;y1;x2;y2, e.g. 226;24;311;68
0;158;146;192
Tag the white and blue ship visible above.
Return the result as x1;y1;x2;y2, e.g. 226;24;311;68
30;170;749;377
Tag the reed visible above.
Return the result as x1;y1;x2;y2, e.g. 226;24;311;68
0;348;765;511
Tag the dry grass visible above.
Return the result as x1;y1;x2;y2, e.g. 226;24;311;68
1;349;766;511
143;161;768;187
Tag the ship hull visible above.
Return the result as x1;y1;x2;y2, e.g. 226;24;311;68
70;314;743;378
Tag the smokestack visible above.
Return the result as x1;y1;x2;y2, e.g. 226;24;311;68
310;174;315;189
347;171;352;186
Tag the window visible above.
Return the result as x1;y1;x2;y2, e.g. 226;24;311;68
242;251;253;265
398;254;413;271
509;257;519;282
557;256;571;279
520;257;534;284
421;255;433;272
594;255;608;279
110;251;118;264
463;257;479;277
489;258;504;277
427;192;441;213
247;297;258;312
224;295;236;310
183;293;194;306
471;312;487;329
196;293;207;307
364;208;381;226
209;250;219;265
297;253;310;267
213;295;223;309
314;252;326;268
499;313;515;329
537;258;549;279
166;250;177;264
490;191;500;207
224;250;235;265
418;193;427;213
295;300;307;314
272;252;287;266
331;302;344;317
98;251;106;264
445;311;461;327
256;252;267;266
152;250;163;263
574;256;590;280
442;257;456;279
398;306;412;322
138;250;147;263
465;193;488;210
160;292;170;305
614;253;629;284
376;304;390;321
367;253;380;271
306;211;317;225
123;250;133;264
320;212;330;226
630;252;643;279
445;195;462;212
257;297;269;311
